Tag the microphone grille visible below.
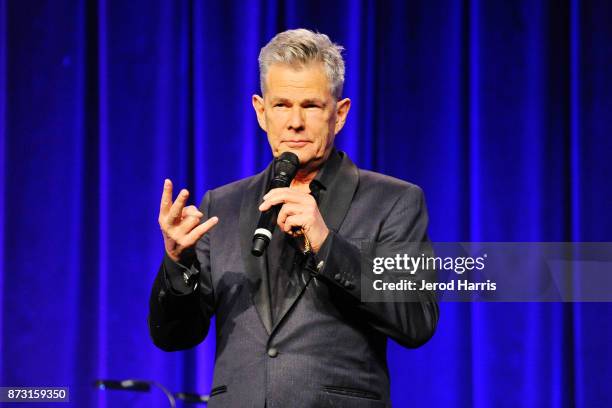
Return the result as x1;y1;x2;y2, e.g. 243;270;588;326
275;152;299;177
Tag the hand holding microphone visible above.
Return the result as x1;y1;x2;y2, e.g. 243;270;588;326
259;187;329;253
252;152;329;256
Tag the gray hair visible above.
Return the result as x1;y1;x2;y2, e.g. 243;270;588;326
258;29;345;99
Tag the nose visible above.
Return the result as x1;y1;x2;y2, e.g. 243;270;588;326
287;106;305;131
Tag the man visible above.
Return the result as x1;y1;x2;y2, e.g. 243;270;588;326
149;29;438;408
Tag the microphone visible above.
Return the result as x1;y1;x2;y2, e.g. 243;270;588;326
95;379;210;407
94;379;151;392
251;151;299;257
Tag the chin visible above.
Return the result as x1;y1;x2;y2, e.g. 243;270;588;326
275;147;308;164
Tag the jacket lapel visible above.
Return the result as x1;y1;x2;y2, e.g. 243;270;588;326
318;152;360;234
240;165;274;335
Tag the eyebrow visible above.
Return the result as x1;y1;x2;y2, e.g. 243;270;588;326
270;97;291;104
270;97;326;106
301;98;326;106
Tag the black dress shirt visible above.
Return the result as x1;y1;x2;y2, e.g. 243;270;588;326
264;149;341;324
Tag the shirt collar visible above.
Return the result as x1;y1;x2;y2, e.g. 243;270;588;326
309;148;342;200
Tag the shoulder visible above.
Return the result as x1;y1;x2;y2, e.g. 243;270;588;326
354;169;429;237
198;170;266;212
208;173;260;200
357;168;424;199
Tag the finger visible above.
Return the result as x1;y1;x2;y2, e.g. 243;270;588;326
282;214;307;233
263;187;291;200
263;187;304;202
259;190;308;211
277;203;300;231
159;179;173;215
168;189;189;223
177;212;203;235
182;205;203;218
182;216;219;245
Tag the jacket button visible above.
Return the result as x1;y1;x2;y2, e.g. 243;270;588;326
267;347;278;358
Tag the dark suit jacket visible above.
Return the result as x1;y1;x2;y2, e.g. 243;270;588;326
148;151;439;408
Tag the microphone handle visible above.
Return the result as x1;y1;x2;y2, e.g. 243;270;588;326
251;177;290;256
256;204;280;231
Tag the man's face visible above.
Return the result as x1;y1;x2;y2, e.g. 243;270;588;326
252;62;351;171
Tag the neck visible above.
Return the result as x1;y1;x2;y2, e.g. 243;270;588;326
291;168;318;189
290;148;334;188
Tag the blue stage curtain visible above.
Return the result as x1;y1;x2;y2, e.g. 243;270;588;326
1;1;611;406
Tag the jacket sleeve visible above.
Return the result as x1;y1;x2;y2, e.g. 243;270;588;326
313;185;439;348
148;191;215;351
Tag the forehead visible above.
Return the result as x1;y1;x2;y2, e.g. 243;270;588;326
264;62;332;100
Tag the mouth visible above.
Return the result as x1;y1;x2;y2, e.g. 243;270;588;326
282;139;311;148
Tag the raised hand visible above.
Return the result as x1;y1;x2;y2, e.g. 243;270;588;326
158;179;218;263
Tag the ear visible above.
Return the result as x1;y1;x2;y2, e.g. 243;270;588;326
252;94;267;132
334;98;351;134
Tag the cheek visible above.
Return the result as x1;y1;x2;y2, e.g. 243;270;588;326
306;112;328;129
265;113;287;136
306;113;334;144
